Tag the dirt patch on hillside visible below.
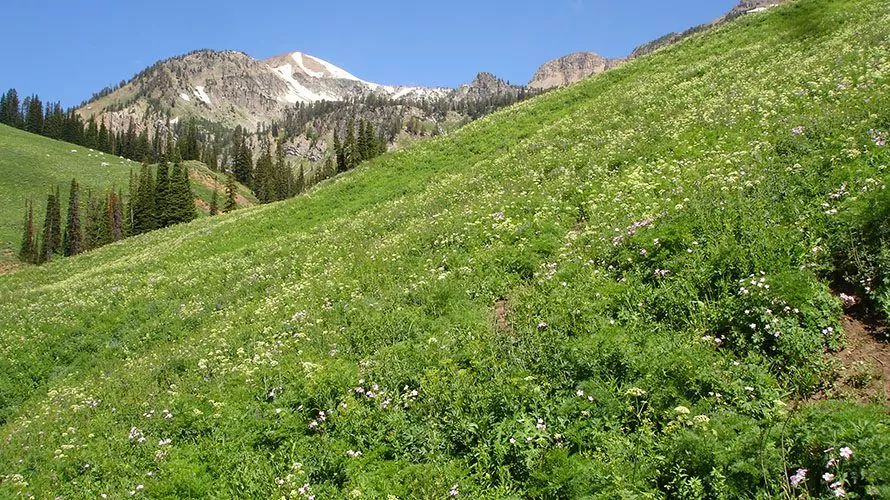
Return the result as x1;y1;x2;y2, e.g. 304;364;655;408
188;168;253;208
0;252;25;275
831;314;890;403
494;298;511;334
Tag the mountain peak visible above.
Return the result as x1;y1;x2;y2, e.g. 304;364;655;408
264;52;364;82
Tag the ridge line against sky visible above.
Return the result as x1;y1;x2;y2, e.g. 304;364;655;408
0;0;737;108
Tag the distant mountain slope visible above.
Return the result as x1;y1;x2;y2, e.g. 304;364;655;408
2;0;889;497
77;50;501;139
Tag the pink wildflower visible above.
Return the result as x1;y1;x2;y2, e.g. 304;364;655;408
790;468;807;487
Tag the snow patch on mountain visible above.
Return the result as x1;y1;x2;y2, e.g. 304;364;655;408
193;86;211;105
179;93;191;102
294;52;360;81
272;64;337;103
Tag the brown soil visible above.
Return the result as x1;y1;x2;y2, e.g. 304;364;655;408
494;299;511;334
189;168;253;208
832;314;890;403
0;257;25;275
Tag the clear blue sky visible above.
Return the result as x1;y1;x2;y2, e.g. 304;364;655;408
0;0;736;107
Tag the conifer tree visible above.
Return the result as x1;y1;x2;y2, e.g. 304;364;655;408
84;192;111;250
83;191;96;250
223;172;237;212
209;188;219;216
125;169;136;236
323;157;335;183
296;165;305;195
155;161;171;226
256;147;276;203
178;159;196;222
25;95;43;134
49;186;62;255
98;121;110;153
1;89;21;127
233;138;253;187
39;193;56;263
344;120;357;171
109;190;123;241
168;155;195;224
132;163;157;234
19;200;36;263
207;148;218;171
63;179;83;256
333;130;347;174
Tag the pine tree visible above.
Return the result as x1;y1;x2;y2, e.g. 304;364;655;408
132;163;157;234
84;117;99;149
169;156;195;223
233;138;253;187
223;172;237;212
98;121;110;153
109;190;123;241
155;161;171;226
208;148;219;171
0;92;6;125
83;191;97;250
344;120;357;170
333;130;347;174
179;118;200;160
19;200;36;263
84;192;111;250
39;193;56;263
178;159;196;222
296;165;305;195
209;188;219;215
2;89;21;127
49;186;62;255
125;169;136;236
63;179;83;256
25;95;43;134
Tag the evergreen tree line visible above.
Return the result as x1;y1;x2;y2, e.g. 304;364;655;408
127;155;197;235
19;156;199;264
1;88;213;166
230;127;302;204
332;119;387;174
18;179;123;264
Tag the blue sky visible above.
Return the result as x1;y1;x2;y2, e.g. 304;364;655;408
0;0;736;107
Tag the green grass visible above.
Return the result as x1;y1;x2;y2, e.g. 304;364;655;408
0;124;136;258
0;126;256;263
2;0;890;497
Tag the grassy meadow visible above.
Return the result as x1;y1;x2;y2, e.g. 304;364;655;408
0;124;135;258
1;0;890;497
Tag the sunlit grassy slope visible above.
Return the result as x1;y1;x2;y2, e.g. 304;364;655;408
0;124;135;258
2;0;890;497
0;126;256;265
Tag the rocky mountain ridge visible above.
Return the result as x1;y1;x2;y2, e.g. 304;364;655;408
527;0;789;90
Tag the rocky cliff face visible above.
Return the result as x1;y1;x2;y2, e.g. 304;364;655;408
527;52;623;90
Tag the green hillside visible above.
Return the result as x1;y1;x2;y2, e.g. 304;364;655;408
0;126;256;267
0;124;135;259
2;0;890;497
